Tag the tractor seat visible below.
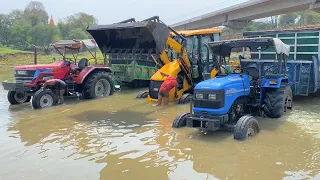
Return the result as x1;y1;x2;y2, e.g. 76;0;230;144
75;58;89;71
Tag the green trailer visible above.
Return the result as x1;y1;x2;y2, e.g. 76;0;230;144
243;26;320;61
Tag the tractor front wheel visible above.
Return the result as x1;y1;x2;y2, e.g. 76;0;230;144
83;71;115;99
32;89;58;109
172;113;190;128
7;91;31;105
234;115;260;141
136;90;149;99
264;83;292;118
177;93;192;104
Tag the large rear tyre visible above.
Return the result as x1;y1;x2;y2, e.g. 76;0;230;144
177;93;192;104
234;115;260;141
7;91;31;105
32;89;58;109
136;90;149;99
263;83;292;118
83;71;115;99
172;113;190;128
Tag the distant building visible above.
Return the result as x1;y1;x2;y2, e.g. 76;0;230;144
49;16;55;25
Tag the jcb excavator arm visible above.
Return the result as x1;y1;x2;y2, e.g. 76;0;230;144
162;36;193;85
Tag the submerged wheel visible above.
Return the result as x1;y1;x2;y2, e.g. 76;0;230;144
83;71;115;99
136;90;149;99
177;93;192;104
7;91;31;105
263;83;292;118
172;112;190;128
234;115;260;140
31;89;58;109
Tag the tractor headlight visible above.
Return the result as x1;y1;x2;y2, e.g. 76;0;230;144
208;94;216;100
195;93;204;99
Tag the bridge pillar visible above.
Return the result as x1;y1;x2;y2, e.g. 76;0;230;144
222;20;250;32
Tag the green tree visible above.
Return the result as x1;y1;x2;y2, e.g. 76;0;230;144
67;28;88;40
65;12;97;37
244;24;256;32
10;22;32;50
0;14;12;46
57;21;70;39
24;1;49;26
28;24;60;53
298;10;320;25
279;13;299;28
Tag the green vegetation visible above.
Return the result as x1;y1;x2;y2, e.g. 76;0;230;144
0;1;97;52
0;51;105;67
0;47;30;56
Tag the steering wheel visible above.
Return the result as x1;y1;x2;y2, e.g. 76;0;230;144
233;67;243;74
64;58;74;66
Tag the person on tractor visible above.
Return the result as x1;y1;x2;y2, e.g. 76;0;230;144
41;79;66;104
155;72;178;106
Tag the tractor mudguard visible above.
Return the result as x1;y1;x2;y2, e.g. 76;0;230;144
261;77;288;89
76;66;112;84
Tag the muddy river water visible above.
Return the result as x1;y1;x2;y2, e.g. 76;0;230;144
0;68;319;180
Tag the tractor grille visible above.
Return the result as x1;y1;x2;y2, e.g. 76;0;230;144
193;90;225;109
14;70;36;83
149;80;163;99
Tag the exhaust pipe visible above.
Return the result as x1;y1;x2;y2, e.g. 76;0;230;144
33;45;37;64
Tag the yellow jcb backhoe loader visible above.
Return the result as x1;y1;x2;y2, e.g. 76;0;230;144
88;16;237;104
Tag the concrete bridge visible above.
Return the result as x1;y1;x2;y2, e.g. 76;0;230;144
171;0;320;31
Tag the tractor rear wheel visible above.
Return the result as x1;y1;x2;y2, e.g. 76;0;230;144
177;93;192;104
234;115;260;140
263;83;292;118
83;71;115;99
136;90;149;99
7;91;31;105
172;113;190;128
32;89;58;109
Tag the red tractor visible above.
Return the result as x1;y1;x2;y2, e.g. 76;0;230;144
2;39;115;109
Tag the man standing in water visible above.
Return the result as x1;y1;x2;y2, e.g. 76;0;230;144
156;72;178;106
41;79;66;104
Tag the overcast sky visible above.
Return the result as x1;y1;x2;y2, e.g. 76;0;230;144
1;0;251;25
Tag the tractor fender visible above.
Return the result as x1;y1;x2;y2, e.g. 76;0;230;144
76;66;112;84
261;77;288;89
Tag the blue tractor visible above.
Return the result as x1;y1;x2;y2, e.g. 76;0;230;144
172;38;294;140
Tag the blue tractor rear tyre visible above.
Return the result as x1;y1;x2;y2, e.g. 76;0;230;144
234;115;260;140
172;112;190;128
263;83;292;118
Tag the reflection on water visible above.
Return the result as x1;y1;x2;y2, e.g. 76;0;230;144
0;68;319;180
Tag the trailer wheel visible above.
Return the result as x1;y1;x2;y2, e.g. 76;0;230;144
7;91;31;105
177;93;192;104
32;89;58;109
234;115;260;140
264;83;292;118
172;112;190;128
83;71;115;99
136;90;149;99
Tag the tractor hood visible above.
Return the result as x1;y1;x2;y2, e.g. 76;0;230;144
195;74;249;91
87;21;171;54
14;61;65;71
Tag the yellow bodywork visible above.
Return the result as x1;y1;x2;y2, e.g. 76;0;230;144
148;28;223;103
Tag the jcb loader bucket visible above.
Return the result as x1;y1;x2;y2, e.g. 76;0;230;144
87;20;171;56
